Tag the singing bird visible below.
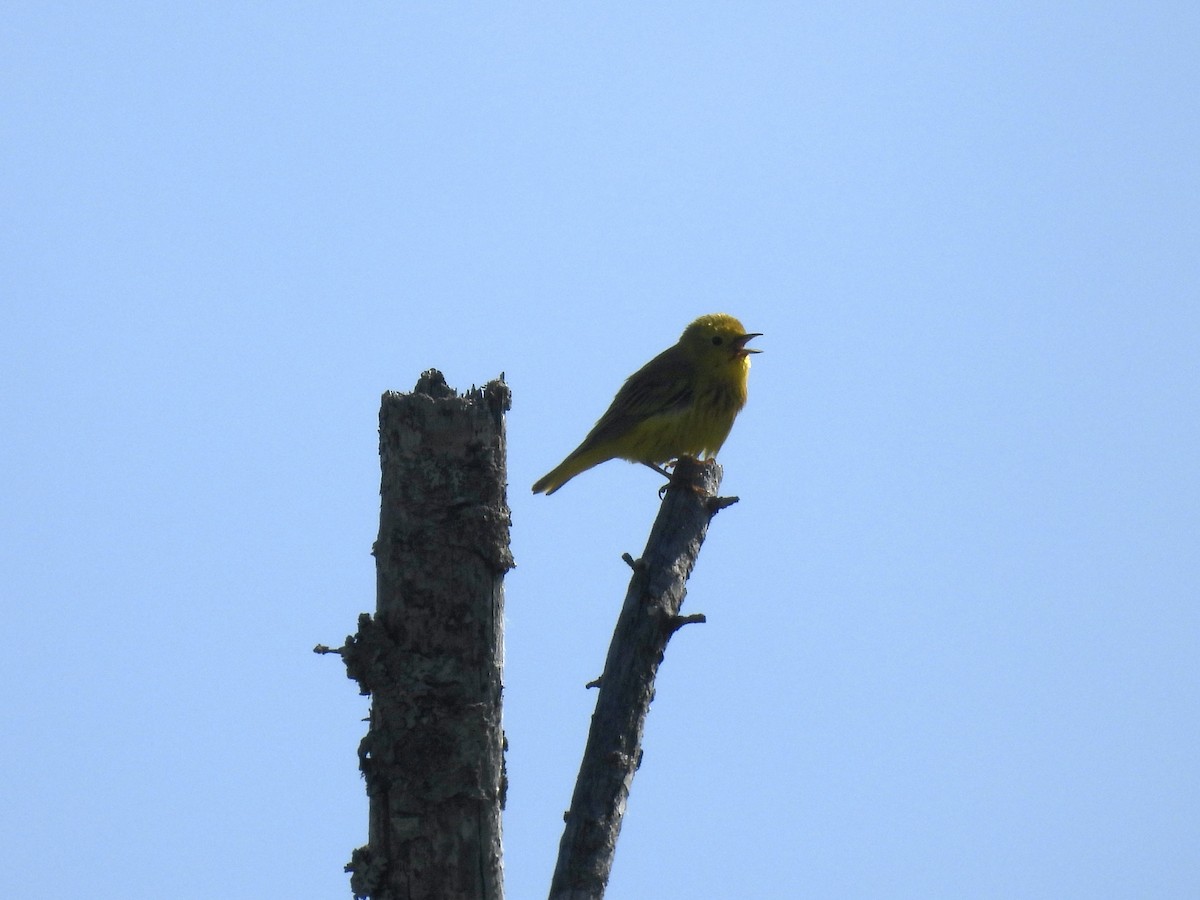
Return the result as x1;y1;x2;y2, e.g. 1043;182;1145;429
531;313;761;495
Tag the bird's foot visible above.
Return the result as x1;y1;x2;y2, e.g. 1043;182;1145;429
653;456;710;499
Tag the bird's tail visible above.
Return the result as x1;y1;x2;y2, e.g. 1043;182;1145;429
530;459;579;495
531;446;609;495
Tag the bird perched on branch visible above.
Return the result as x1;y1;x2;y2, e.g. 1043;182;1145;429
532;313;762;495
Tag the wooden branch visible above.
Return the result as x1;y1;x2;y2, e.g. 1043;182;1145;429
548;456;736;900
339;369;512;900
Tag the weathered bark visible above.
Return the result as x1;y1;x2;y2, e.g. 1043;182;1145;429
340;369;511;900
548;456;736;900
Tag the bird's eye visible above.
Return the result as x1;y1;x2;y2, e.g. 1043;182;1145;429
711;336;724;346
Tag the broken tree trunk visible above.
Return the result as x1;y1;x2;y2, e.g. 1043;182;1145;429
341;369;512;900
548;456;736;900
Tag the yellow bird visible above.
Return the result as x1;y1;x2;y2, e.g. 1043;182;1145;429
532;313;761;495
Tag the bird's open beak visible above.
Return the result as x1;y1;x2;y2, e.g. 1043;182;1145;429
732;332;763;358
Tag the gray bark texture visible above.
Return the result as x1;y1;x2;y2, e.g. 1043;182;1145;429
548;456;735;900
342;369;512;900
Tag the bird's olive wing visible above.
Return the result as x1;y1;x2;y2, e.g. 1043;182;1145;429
581;345;693;446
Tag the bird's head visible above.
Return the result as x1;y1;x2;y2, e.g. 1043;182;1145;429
680;313;762;367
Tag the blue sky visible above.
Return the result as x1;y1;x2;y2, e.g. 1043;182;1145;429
3;3;1198;898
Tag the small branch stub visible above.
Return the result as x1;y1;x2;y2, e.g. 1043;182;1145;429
668;613;708;633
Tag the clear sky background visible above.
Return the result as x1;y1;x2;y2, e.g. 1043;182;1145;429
3;4;1198;898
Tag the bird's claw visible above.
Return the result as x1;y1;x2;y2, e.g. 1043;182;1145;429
656;456;711;499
